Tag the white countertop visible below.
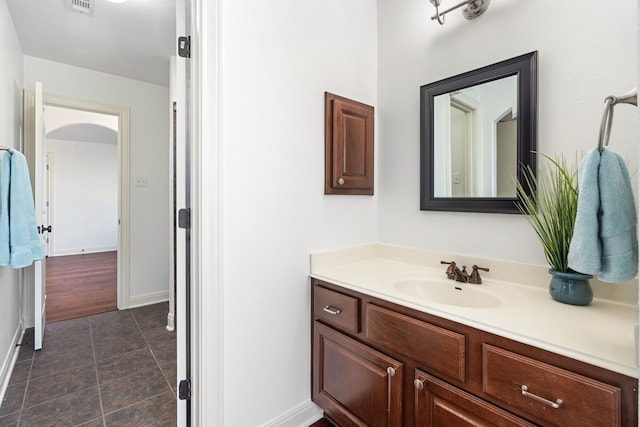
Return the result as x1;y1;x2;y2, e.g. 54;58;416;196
310;244;639;378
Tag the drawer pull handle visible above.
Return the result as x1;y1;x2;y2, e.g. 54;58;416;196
323;306;342;315
521;385;563;409
387;367;396;412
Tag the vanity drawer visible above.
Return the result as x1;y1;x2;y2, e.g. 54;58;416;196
482;344;622;427
314;285;360;333
365;304;465;383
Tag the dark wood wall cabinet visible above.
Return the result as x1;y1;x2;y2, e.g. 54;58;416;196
325;92;374;195
310;279;638;427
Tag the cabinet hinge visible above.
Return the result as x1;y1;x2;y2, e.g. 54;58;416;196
178;208;190;229
178;36;191;58
178;379;191;400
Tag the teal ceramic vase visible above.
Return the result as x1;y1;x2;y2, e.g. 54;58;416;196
548;269;594;306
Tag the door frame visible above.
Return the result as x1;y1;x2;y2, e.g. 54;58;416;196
25;91;131;310
190;0;223;424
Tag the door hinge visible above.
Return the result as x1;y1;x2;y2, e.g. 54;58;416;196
178;208;190;229
178;379;191;400
178;36;191;58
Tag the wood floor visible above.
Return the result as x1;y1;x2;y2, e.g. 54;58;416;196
45;251;117;323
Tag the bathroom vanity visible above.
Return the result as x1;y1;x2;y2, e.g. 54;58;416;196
310;244;638;426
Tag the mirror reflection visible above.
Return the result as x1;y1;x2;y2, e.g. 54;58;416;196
420;51;537;213
433;75;518;197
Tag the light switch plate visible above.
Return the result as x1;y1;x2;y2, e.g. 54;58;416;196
134;176;148;187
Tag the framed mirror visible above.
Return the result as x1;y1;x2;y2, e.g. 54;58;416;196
420;51;537;213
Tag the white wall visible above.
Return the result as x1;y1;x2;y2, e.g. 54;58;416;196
46;105;118;131
47;139;118;255
0;0;23;401
23;56;171;303
214;0;378;425
377;0;639;265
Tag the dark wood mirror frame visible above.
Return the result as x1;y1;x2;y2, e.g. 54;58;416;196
420;51;538;214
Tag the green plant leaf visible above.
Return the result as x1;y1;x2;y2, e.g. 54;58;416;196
514;152;579;272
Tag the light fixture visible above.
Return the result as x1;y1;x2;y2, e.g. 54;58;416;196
429;0;490;25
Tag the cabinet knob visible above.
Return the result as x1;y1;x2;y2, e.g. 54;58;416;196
414;379;424;390
387;367;396;377
338;177;345;185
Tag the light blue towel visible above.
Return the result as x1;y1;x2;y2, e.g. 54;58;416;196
0;151;10;265
568;147;638;283
8;149;44;269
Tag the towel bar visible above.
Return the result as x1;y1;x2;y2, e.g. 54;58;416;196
598;88;637;151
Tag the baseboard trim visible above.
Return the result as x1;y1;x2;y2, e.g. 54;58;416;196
260;401;323;427
129;290;169;309
0;323;23;408
52;247;118;257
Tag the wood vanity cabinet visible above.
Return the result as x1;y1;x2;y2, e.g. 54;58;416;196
310;279;638;427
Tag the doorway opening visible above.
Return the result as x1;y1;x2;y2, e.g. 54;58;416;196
44;106;119;322
24;91;132;320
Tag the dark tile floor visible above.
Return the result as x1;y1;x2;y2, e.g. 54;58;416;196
0;302;177;427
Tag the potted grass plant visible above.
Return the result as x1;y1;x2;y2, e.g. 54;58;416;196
515;152;593;306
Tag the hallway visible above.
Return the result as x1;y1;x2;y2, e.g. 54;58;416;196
0;302;176;426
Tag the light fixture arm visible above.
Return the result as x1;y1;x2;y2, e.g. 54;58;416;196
429;0;447;25
430;0;490;25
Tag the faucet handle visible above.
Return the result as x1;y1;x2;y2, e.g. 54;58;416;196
440;260;456;279
468;265;489;284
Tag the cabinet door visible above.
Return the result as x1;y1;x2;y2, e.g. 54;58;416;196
414;370;535;427
324;92;374;195
313;322;403;427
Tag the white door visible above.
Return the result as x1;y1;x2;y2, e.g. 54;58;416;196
24;81;47;350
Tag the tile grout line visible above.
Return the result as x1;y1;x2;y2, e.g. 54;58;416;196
89;315;108;427
131;309;175;393
16;337;36;426
101;390;174;418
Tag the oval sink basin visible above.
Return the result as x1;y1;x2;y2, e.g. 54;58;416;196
394;279;501;308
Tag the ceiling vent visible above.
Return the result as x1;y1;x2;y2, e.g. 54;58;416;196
64;0;95;16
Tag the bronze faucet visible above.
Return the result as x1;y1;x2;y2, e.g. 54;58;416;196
440;261;468;283
441;261;489;284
